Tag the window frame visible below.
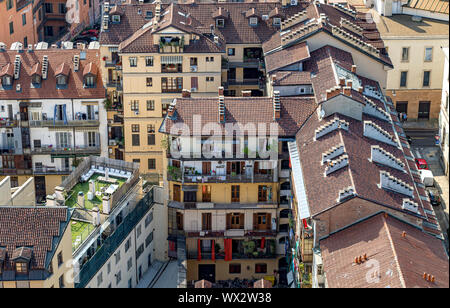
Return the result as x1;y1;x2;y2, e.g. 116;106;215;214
424;47;433;62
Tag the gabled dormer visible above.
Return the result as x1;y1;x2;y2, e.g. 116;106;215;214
0;63;14;89
11;247;33;275
245;8;259;26
54;62;70;89
268;7;282;27
212;7;229;28
110;5;123;23
30;62;42;87
83;62;97;88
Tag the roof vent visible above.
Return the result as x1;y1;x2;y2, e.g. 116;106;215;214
363;121;398;147
16;84;21;92
273;90;281;120
363;97;390;122
322;144;345;164
35;42;48;50
402;198;419;213
13;55;21;79
338;186;355;202
315;118;349;140
380;171;414;197
10;42;23;52
325;154;349;176
218;96;225;123
42;55;49;80
73;55;80;72
27;44;33;52
371;145;404;171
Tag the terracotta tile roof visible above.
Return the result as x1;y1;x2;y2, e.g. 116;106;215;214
0;63;13;77
268;7;282;18
0;49;105;100
265;41;310;73
245;8;258;18
212;7;230;19
82;62;98;76
272;71;312;86
0;206;69;272
161;96;317;137
320;212;449;288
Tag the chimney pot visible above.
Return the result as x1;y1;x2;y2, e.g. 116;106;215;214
272;75;277;83
343;86;351;96
401;231;406;238
182;89;191;98
431;276;435;283
218;86;224;96
347;79;353;88
351;65;357;73
339;77;346;86
423;272;427;279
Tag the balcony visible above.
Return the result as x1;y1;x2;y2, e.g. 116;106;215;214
0;119;18;128
33;166;72;175
0;168;32;176
31;145;101;155
226;78;260;86
106;81;123;91
167;169;275;183
161;64;182;73
30;119;100;127
168;200;278;210
105;60;122;68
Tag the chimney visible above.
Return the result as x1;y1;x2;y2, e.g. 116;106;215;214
218;86;224;96
351;65;357;73
92;207;101;226
326;89;332;100
346;79;353;88
73;55;80;72
339;77;346;86
272;75;277;83
242;90;251;97
363;253;368;261
401;231;406;238
273;90;281;120
343;86;351;96
182;89;191;98
358;86;363;93
77;192;85;208
218;96;225;123
102;196;111;214
155;0;161;20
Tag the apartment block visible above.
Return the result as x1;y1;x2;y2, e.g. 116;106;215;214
368;0;449;124
439;47;449;176
0;41;108;203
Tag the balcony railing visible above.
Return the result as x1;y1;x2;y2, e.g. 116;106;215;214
184;229;276;238
30;119;100;127
167;171;275;183
0;119;18;128
0;168;33;175
33;166;72;175
106;81;123;90
31;145;101;155
226;78;260;85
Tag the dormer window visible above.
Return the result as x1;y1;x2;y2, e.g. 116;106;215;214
2;75;12;86
56;75;67;86
250;17;258;26
216;19;225;28
273;18;281;26
111;15;120;23
32;74;41;85
15;262;28;274
83;62;97;88
84;75;95;87
11;247;32;274
145;11;153;19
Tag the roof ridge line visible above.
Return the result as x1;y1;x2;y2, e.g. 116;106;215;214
383;214;407;288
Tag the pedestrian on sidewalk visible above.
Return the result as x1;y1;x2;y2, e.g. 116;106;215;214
403;112;407;122
399;112;404;122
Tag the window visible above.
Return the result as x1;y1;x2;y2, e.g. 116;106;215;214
112;15;120;23
206;57;214;62
148;159;156;170
56;75;67;86
424;47;433;62
107;262;111;274
45;26;53;37
133;159;140;164
231;185;240;202
136;244;144;259
131;100;139;111
148;124;155;145
59;275;65;288
22;13;26;26
161;77;183;93
9;22;13;35
258;185;268;202
146;77;153;87
31;74;41;85
6;0;13;10
395;101;408;114
127;258;132;271
273;18;281;26
146;11;153;19
228;48;235;56
57;252;63;267
125;238;131;252
418;101;431;119
115;271;121;285
115;251;121;264
145;56;154;66
44;3;53;13
97;272;103;286
202;213;212;231
190;57;198;66
401;47;409;62
255;263;267;274
15;262;27;273
202;185;211;202
132;124;140;132
137;225;142;238
129;57;137;67
206;77;214;82
216;19;225;27
59;3;66;14
84;75;95;87
423;71;431;87
132;134;140;146
147;100;155;111
145;212;153;228
23;37;28;48
2;76;12;86
128;278;132;288
145;232;154;247
229;264;241;274
400;71;408;87
250;17;258;26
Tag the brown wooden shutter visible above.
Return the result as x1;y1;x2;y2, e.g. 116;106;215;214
253;213;258;230
226;214;231;230
239;213;244;229
240;161;245;174
266;213;271;230
227;162;231;174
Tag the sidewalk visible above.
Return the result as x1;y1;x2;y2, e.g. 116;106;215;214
136;260;164;288
401;119;439;131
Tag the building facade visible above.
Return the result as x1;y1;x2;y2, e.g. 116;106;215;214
0;41;107;203
439;47;449;176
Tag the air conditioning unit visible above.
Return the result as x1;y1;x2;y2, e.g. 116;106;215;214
135;111;139;115
199;231;205;236
291;0;298;5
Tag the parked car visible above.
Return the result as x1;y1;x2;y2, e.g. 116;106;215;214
415;158;429;170
427;188;441;206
